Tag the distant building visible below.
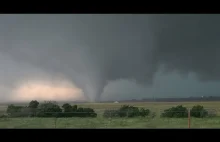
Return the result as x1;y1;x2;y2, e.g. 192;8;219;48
114;101;119;103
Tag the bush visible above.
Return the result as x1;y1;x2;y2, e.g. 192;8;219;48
36;101;62;117
139;108;150;117
190;105;208;118
161;105;188;118
28;100;39;108
103;105;151;118
61;103;74;117
75;107;97;117
6;105;27;117
5;101;98;118
7;105;23;113
6;102;150;118
62;103;73;112
118;105;140;117
60;107;97;118
7;101;39;117
60;103;97;117
72;105;77;111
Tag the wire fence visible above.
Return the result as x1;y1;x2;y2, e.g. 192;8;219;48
1;109;220;128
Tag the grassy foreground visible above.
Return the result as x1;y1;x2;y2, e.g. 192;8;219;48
0;101;220;128
1;117;220;128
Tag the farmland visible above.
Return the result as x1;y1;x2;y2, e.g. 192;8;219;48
1;101;220;128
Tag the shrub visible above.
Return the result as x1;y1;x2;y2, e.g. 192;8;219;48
36;101;62;117
7;105;23;114
103;105;151;118
139;108;150;117
61;103;74;117
161;105;188;118
75;107;97;117
118;105;140;117
28;100;39;108
72;105;77;111
6;101;97;118
62;103;73;112
6;105;26;117
60;104;97;118
190;105;208;118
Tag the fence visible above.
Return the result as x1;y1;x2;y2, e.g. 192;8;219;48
1;109;220;128
158;108;220;128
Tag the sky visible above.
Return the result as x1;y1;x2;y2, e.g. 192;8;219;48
0;14;220;102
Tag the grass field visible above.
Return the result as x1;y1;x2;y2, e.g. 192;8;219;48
1;101;220;128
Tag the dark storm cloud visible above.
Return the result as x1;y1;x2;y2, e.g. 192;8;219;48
151;14;220;81
1;14;220;102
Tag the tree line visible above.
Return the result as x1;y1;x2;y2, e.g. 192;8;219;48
2;100;216;118
6;100;97;118
161;105;216;118
104;105;215;118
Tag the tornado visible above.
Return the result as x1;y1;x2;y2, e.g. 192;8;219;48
1;14;220;102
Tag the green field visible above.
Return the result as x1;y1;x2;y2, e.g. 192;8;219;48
1;101;220;128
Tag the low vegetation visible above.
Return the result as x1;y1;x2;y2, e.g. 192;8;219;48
161;105;188;118
190;105;208;118
161;105;212;118
1;101;220;128
5;100;97;118
103;105;150;118
2;101;217;120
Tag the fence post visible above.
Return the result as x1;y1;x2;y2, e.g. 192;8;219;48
188;109;191;128
54;114;58;128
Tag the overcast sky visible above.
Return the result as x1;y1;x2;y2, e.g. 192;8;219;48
0;14;220;102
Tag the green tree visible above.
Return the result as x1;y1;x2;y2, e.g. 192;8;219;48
6;104;24;117
72;105;77;111
118;105;140;117
139;108;150;117
190;105;208;118
7;105;23;113
62;103;72;112
76;107;97;117
37;101;62;117
161;105;188;118
103;105;151;118
61;103;74;117
28;100;39;108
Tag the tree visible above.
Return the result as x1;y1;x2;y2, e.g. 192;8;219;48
139;108;150;117
190;105;208;118
72;105;77;111
28;100;39;108
61;103;74;117
6;104;24;117
75;107;97;117
7;105;23;113
161;105;188;118
103;105;151;118
62;103;72;112
37;101;62;117
118;105;140;117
